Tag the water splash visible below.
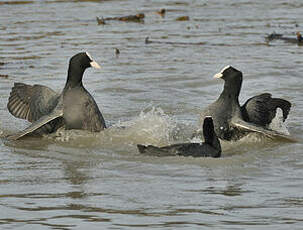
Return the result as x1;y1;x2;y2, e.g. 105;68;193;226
3;107;291;156
47;107;182;148
109;107;178;146
268;108;290;135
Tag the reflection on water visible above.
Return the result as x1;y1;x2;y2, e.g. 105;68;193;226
1;0;303;229
63;161;91;186
187;183;248;197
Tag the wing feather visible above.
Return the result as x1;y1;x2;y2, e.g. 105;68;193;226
231;118;296;142
7;102;64;140
7;82;60;122
241;93;291;126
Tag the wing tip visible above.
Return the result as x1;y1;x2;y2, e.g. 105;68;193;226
7;82;33;121
137;144;147;153
6;132;23;141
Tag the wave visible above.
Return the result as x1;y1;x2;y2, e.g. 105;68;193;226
1;107;291;158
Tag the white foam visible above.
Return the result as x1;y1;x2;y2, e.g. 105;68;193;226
48;107;184;147
268;108;290;135
190;136;203;143
114;107;177;145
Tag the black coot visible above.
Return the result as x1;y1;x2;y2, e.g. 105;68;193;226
7;52;106;140
199;66;292;141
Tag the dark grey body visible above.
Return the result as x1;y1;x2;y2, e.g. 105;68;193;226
138;142;221;158
63;85;105;131
200;92;244;140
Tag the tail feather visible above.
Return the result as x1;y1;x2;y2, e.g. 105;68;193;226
241;93;291;126
137;144;147;153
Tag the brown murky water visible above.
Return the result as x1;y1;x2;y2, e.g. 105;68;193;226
1;0;303;229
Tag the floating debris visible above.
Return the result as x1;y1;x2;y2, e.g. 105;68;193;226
176;16;189;21
0;74;8;78
265;23;299;29
115;48;120;57
145;37;205;46
97;13;145;25
156;9;166;17
0;1;34;5
266;31;303;45
266;32;283;41
96;17;106;25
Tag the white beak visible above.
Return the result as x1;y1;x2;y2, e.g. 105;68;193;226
213;72;223;78
213;65;231;78
90;61;101;69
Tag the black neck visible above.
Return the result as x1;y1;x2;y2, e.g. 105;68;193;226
219;78;242;100
204;127;221;151
64;65;84;89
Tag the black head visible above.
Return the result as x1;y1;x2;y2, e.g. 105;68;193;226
203;116;221;154
214;65;242;82
69;52;100;70
66;52;101;88
214;65;243;98
203;116;215;144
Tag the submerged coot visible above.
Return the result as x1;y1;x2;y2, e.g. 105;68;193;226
138;117;221;158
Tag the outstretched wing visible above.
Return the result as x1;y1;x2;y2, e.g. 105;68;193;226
7;83;60;122
7;105;64;141
231;118;296;142
241;93;291;126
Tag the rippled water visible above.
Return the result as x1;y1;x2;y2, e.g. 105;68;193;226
1;0;303;229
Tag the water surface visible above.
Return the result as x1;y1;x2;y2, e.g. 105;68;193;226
1;0;303;229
